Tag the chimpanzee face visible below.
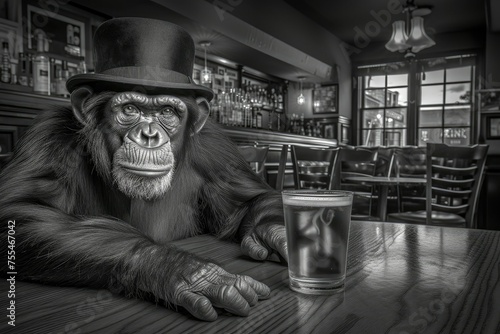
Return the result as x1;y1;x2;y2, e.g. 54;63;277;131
108;92;188;200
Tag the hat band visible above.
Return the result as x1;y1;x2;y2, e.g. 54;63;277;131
100;66;192;84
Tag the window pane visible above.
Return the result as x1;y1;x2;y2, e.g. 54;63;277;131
362;129;383;147
385;129;407;146
386;108;407;127
387;74;408;87
387;87;407;106
419;107;443;127
421;69;444;84
362;109;384;128
444;106;470;126
443;128;470;145
418;128;443;146
365;75;385;88
446;66;471;82
365;89;385;108
445;83;471;104
421;85;444;105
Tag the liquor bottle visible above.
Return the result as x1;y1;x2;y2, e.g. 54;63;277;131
17;53;28;86
256;110;263;129
77;58;87;74
27;53;34;88
278;87;284;110
1;42;11;84
55;63;68;98
299;114;305;136
33;34;50;95
59;60;70;97
50;58;57;95
270;88;276;109
210;91;219;122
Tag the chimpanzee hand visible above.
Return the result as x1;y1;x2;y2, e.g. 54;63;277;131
168;259;270;321
241;223;288;263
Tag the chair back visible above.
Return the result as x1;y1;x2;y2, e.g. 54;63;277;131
393;146;427;211
338;146;378;181
394;146;427;178
290;145;339;190
237;145;269;180
374;146;397;177
426;143;489;228
338;146;378;218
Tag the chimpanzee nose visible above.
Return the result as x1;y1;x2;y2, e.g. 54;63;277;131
127;122;168;148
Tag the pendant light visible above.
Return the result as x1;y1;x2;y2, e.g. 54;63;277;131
200;41;212;84
297;77;305;105
385;0;435;58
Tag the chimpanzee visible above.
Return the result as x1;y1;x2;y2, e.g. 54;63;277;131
0;17;287;321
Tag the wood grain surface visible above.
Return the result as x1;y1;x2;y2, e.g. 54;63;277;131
1;221;499;334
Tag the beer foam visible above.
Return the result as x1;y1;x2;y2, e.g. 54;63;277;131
282;194;352;207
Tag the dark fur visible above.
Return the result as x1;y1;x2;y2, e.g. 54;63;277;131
0;96;283;302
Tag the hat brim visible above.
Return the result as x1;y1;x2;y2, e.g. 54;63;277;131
66;73;214;101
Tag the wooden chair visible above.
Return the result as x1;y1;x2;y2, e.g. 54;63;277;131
289;145;339;190
338;146;378;219
388;143;489;228
392;146;427;212
237;145;269;181
275;144;289;190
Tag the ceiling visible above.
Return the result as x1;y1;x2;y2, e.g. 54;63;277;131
284;0;487;45
71;0;490;83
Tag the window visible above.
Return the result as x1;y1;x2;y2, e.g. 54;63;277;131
418;61;473;146
357;55;476;147
360;70;408;146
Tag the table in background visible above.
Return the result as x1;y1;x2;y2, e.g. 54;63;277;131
1;221;499;334
344;176;427;221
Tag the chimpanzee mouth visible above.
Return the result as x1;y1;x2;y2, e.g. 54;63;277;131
119;163;173;177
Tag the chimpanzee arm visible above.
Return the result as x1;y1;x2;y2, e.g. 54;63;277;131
194;123;287;262
0;110;270;321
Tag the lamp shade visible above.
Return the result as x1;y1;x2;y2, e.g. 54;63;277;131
406;17;435;53
385;20;409;52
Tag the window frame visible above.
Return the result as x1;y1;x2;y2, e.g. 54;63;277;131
355;54;477;147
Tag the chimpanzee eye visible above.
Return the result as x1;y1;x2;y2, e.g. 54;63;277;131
158;106;180;131
117;104;141;125
123;104;140;116
159;106;176;117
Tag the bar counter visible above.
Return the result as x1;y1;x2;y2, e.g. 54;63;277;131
1;220;499;333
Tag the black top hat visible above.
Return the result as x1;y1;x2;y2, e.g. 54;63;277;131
66;17;214;100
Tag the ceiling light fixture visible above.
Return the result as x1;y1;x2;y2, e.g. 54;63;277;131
200;41;212;84
385;0;435;58
297;77;305;105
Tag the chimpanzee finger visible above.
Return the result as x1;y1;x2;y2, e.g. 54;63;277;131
204;285;251;317
176;291;218;321
238;274;271;300
234;276;259;306
261;225;288;263
241;234;269;260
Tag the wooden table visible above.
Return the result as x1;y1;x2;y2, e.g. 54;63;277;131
1;221;499;334
344;176;427;221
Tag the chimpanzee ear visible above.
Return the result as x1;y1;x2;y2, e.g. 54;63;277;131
70;86;94;125
193;97;210;134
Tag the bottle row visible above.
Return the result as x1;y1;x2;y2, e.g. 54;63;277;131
289;113;325;138
209;87;286;131
1;34;86;97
